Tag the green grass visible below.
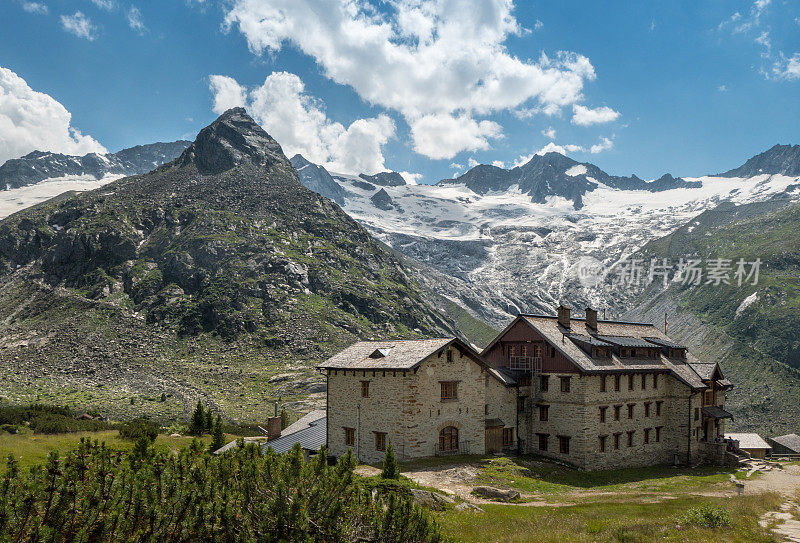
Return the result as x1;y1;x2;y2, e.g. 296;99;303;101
436;494;782;542
0;428;223;469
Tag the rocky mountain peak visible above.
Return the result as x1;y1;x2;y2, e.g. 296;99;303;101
178;108;286;174
359;171;407;187
719;143;800;177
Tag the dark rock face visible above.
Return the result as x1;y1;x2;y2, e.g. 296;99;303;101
438;152;699;209
0;141;191;190
718;144;800;177
370;188;395;210
177;107;285;174
359;171;406;187
289;154;348;205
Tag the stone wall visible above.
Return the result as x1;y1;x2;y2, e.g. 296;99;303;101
326;346;488;463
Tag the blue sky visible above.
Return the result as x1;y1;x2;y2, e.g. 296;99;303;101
0;0;798;183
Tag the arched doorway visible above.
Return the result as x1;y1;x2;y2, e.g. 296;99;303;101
439;426;459;453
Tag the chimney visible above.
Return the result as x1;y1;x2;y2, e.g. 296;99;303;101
266;416;282;441
586;307;598;330
557;304;571;329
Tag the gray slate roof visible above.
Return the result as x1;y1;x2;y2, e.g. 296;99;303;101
264;416;326;454
317;338;455;370
725;433;772;450
768;433;800;453
214;410;327;455
510;315;712;390
595;335;658;348
643;337;687;349
702;406;734;419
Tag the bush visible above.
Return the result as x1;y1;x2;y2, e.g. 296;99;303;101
0;441;442;542
0;424;17;434
680;504;732;528
381;441;400;480
118;418;160;442
0;404;110;434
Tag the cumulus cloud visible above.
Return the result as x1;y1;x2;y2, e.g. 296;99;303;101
541;126;556;139
399;171;422;185
571;105;620;126
0;66;106;164
590;136;614;154
409;114;502;160
535;142;584;156
221;0;605;159
21;2;48;15
209;72;395;174
60;11;96;40
127;6;146;34
90;0;115;11
773;53;800;80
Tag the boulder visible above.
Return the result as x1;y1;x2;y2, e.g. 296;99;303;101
410;489;455;510
472;486;520;502
455;502;485;513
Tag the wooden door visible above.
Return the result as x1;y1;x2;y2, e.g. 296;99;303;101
486;427;502;453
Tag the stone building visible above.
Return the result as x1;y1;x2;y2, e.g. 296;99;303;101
318;306;734;470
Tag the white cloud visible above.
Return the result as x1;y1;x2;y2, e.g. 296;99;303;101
541;126;556;139
208;75;247;112
571;104;620;126
21;2;48;15
590;136;614;154
90;0;115;11
409;114;502;160
209;71;395;174
399;171;422;185
510;152;534;168
773;53;800;80
492;160;505;168
127;6;146;34
467;157;480;168
718;84;728;92
60;11;96;40
535;142;583;156
222;0;605;159
0;66;106;164
533;19;543;30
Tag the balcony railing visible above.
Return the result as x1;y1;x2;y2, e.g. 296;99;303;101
508;356;542;371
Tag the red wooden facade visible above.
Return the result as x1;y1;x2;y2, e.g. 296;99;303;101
483;319;581;374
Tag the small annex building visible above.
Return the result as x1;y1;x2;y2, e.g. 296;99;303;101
724;433;772;459
767;434;800;456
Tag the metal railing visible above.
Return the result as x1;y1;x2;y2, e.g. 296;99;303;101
508;356;542;370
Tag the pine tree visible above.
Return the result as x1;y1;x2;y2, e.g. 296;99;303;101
204;409;213;432
280;408;290;430
160;393;166;402
189;400;205;436
210;415;225;453
381;440;400;480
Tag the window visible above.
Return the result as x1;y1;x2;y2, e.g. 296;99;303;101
550;346;556;358
614;375;621;391
440;381;458;401
614;405;622;421
641;374;647;389
599;406;607;423
520;344;528;357
540;375;549;392
439;426;458;452
600;375;606;392
447;349;453;363
694;407;700;421
653;374;658;389
539;404;549;422
485;404;489;415
361;381;370;398
517;396;526;413
644;428;651;444
598;435;607;452
375;432;387;452
628;374;634;391
559;436;570;454
344;427;355;447
503;427;514;447
537;433;549;451
614;433;621;450
560;376;571;393
656;401;663;416
644;402;651;417
655;427;662;442
704;391;713;405
627;431;634;448
627;403;635;419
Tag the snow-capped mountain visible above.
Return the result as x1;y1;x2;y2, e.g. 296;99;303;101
0;141;191;190
438;152;701;209
294;148;800;328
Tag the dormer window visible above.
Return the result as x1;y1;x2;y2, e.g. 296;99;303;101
369;348;392;359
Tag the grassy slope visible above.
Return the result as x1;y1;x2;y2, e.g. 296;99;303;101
627;200;800;434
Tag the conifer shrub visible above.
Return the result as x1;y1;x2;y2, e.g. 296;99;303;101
118;418;160;442
0;440;441;542
679;504;732;528
381;441;400;480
